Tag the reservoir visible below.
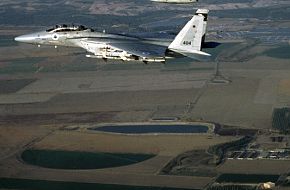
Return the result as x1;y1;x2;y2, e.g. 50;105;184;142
22;149;155;170
89;124;209;134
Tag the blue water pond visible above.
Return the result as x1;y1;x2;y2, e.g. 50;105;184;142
90;124;209;134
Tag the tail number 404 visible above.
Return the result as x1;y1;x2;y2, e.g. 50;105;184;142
183;41;192;45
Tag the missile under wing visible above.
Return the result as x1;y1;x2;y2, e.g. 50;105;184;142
15;9;210;64
150;0;198;4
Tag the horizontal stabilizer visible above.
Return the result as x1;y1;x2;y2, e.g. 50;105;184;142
179;50;211;61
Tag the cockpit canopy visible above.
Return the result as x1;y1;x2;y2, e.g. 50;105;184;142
46;24;94;33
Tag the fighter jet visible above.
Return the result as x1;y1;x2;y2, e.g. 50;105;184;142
150;0;198;4
15;9;210;64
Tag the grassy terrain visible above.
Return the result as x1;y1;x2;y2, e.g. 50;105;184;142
216;173;279;184
0;35;17;47
0;79;35;94
0;178;193;190
0;57;45;74
264;45;290;59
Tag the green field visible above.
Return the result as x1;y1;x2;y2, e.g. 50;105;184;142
0;57;45;74
0;35;17;47
264;46;290;59
216;174;279;184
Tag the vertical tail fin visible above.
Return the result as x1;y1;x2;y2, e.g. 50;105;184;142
196;9;208;46
168;9;210;59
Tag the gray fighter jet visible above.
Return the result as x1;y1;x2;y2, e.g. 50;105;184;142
150;0;198;4
15;9;210;64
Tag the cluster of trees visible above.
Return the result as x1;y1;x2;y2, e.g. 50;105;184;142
208;136;254;165
207;185;256;190
272;108;290;134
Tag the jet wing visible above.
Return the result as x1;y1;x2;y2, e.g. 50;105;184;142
110;42;211;61
73;37;167;61
107;41;167;58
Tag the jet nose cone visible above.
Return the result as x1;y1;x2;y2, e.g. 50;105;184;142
14;36;25;42
14;34;37;43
